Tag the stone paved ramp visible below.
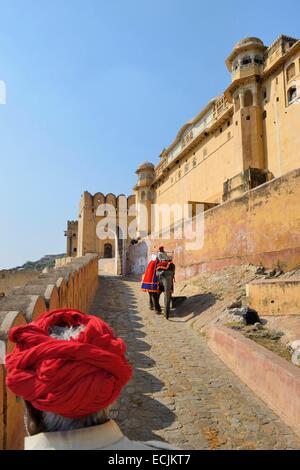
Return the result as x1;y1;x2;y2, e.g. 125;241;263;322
90;276;300;450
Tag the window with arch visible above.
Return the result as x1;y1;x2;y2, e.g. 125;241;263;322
147;190;152;200
244;90;254;107
140;190;146;201
241;56;252;66
254;55;263;65
104;243;113;259
286;63;296;82
287;85;297;104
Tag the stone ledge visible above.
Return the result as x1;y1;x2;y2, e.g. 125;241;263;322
207;325;300;437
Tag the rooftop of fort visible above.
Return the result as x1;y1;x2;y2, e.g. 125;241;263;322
79;191;136;208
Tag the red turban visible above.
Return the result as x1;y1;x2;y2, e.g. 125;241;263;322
5;309;132;419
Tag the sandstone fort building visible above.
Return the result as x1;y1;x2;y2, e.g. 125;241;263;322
64;35;300;277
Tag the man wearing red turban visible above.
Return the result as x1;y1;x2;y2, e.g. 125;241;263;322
5;309;175;450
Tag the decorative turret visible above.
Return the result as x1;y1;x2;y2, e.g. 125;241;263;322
224;37;267;174
226;37;267;81
134;161;155;237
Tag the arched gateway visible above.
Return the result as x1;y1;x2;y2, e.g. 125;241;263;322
66;192;136;276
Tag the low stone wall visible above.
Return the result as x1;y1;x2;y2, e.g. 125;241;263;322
247;278;300;315
54;256;74;268
0;254;99;450
207;326;300;438
0;270;40;296
128;168;300;280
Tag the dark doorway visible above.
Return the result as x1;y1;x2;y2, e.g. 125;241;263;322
104;243;113;258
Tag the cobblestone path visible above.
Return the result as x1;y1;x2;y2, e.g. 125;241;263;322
90;276;300;450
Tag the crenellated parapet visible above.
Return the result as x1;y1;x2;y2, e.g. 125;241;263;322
79;191;136;211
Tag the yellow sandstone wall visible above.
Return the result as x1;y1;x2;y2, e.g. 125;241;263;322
128;168;300;280
247;278;300;316
77;192;136;275
154;119;240;206
262;51;300;177
0;270;40;296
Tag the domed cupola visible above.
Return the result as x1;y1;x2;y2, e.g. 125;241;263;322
226;37;267;81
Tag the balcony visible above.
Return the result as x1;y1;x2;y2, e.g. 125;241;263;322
213;96;230;120
231;63;263;81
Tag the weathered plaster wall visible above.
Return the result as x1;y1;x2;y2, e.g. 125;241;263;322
247;278;300;315
128;168;300;280
0;270;40;296
126;241;150;275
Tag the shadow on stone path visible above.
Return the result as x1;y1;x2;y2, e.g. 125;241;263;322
90;275;300;450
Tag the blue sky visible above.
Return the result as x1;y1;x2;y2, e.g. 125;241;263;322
0;0;299;268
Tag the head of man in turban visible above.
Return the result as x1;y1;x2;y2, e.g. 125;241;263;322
5;309;132;437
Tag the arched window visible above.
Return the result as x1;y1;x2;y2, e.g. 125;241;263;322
147;190;152;200
286;63;296;82
254;55;263;65
140;190;146;201
287;86;297;104
244;90;254;107
241;56;252;66
104;243;113;258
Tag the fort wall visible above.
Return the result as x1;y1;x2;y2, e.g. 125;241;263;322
127;168;300;280
76;192;136;275
0;270;40;296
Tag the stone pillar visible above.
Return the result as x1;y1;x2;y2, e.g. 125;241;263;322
253;86;259;106
240;91;245;109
